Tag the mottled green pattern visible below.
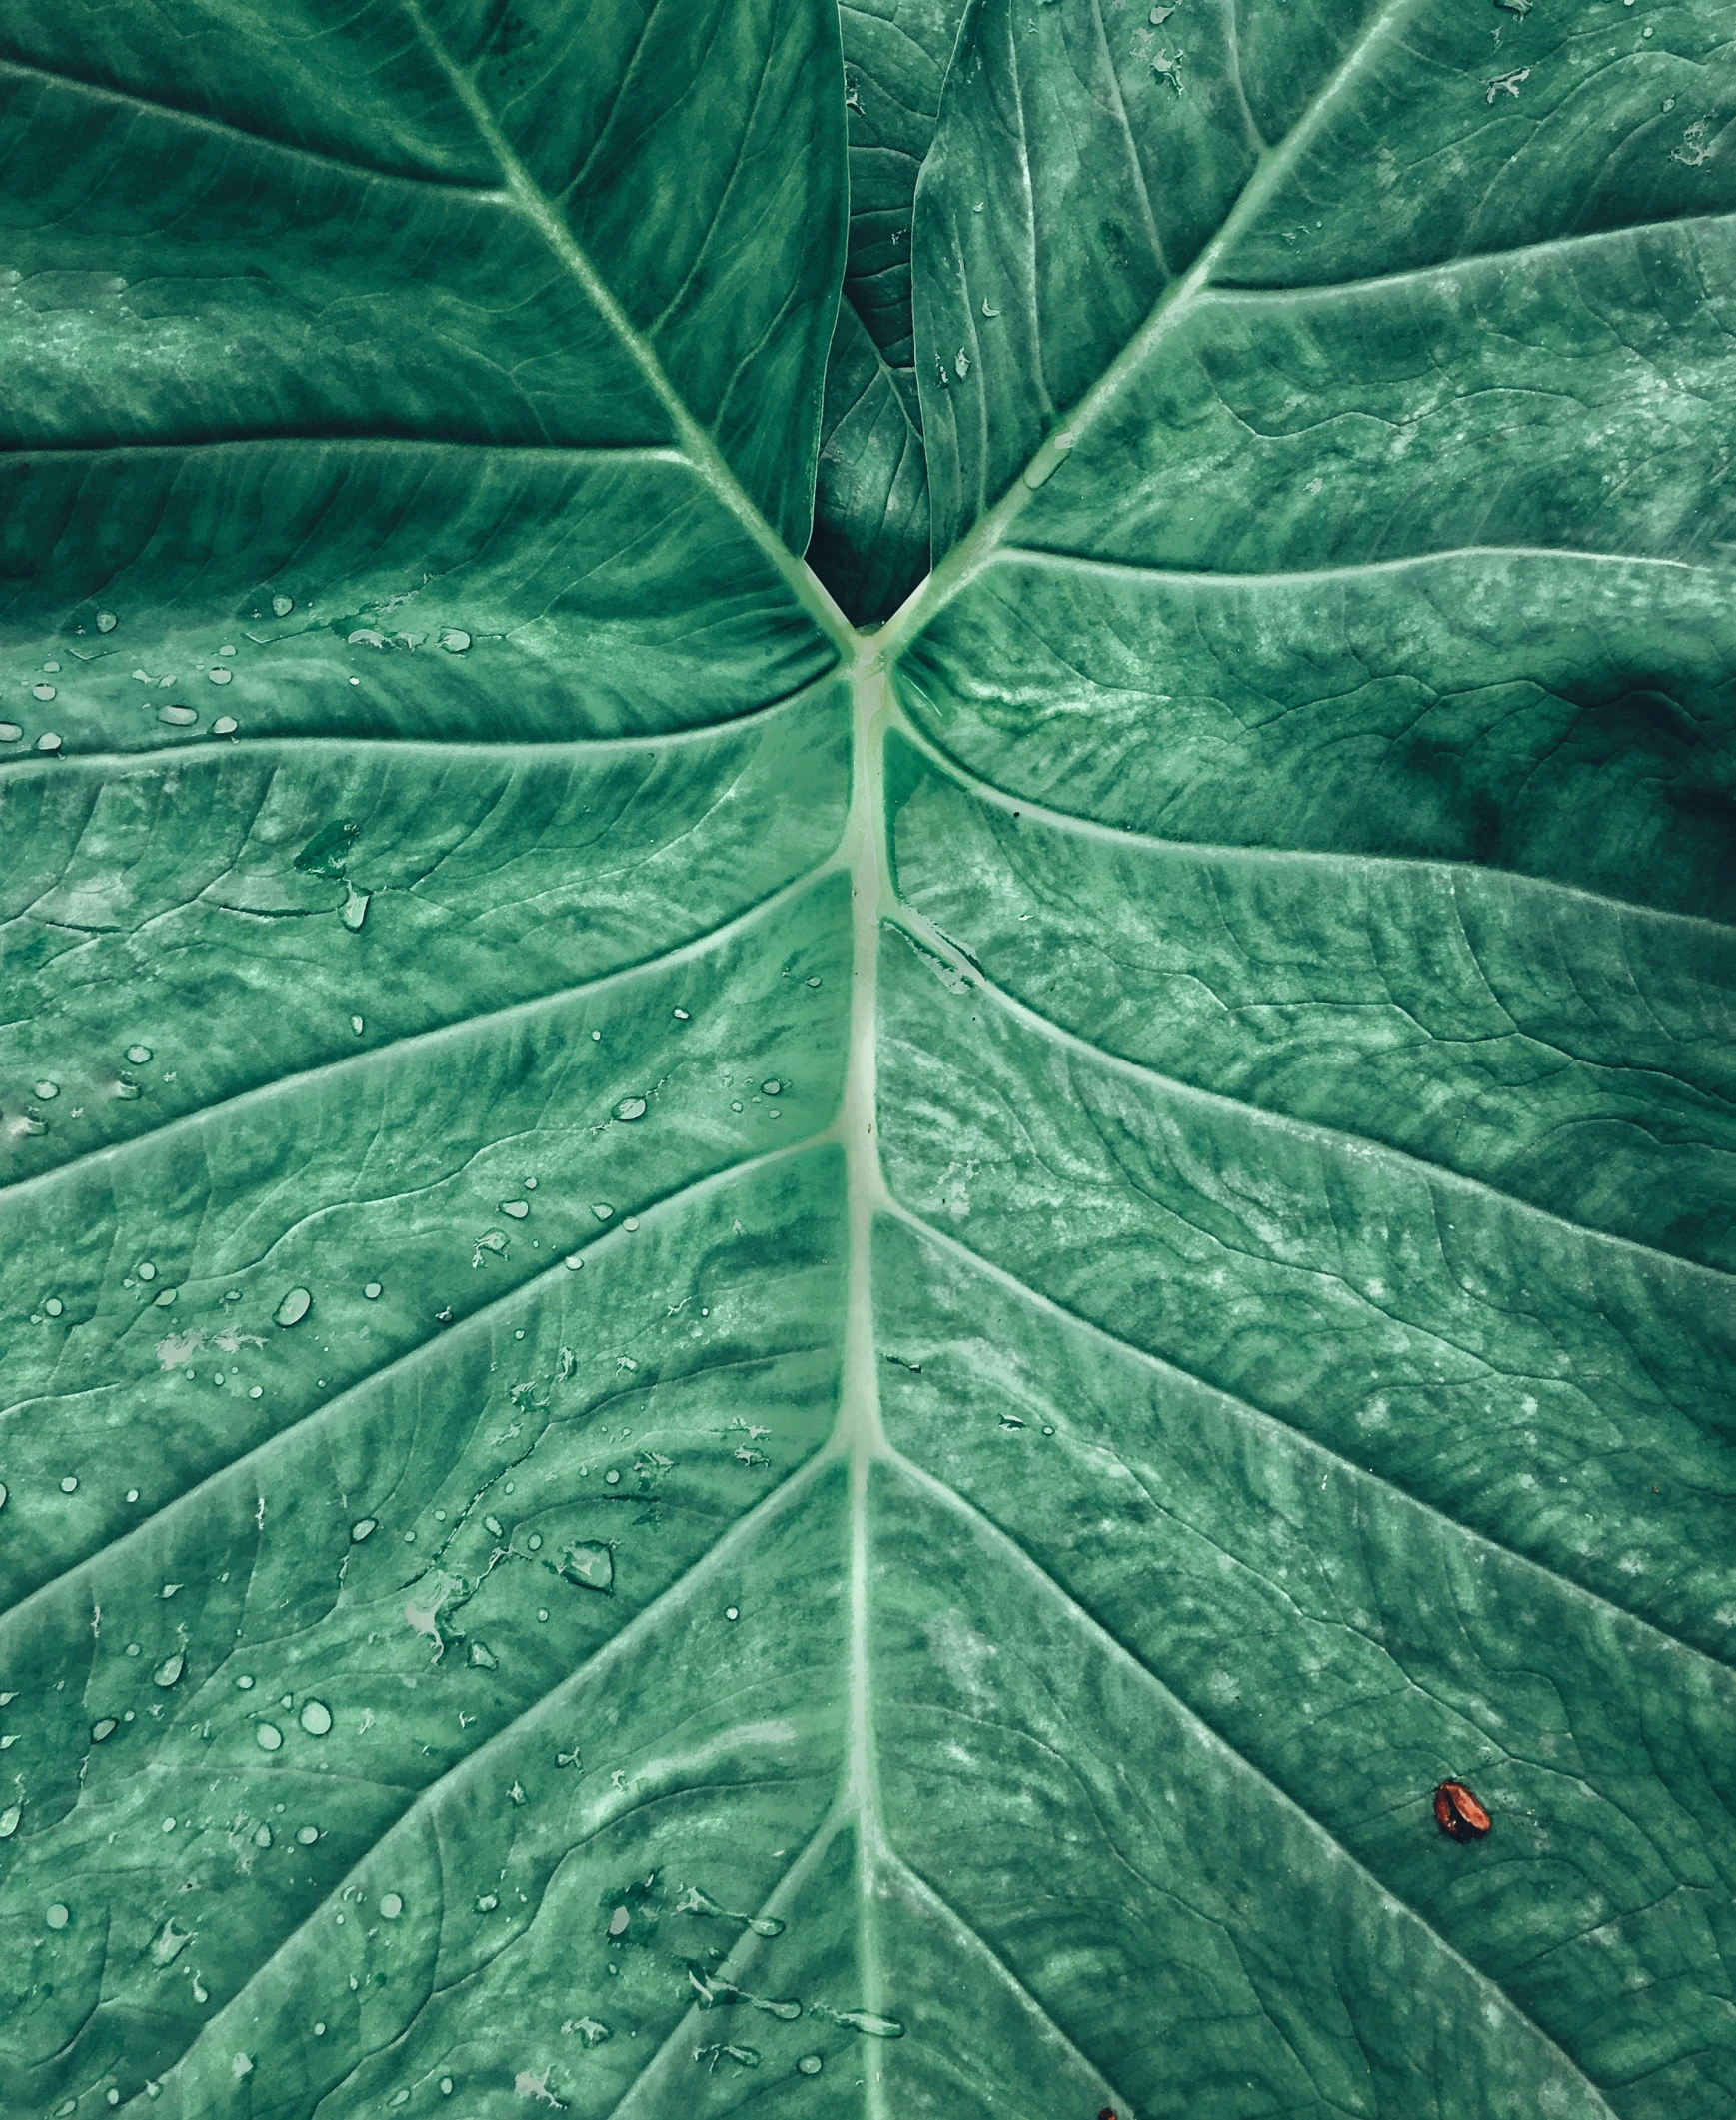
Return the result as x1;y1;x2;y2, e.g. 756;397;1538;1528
1;2;1732;2117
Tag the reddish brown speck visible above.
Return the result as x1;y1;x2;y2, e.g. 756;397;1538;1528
1433;1780;1491;1842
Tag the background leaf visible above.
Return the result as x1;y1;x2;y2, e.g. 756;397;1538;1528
2;0;1734;2116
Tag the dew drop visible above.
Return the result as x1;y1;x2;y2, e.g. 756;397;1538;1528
364;1282;381;1299
299;1699;333;1736
44;1297;64;1317
96;611;118;632
501;1199;530;1218
271;594;295;618
36;732;61;754
45;1903;70;1930
604;1469;620;1486
153;1653;185;1688
341;883;370;931
155;1287;177;1306
126;1045;153;1064
608;1905;630;1937
137;1261;156;1281
469;1640;498;1669
762;1080;782;1096
476;1892;499;1912
441;2081;454;2096
60;1475;78;1493
32;683;55;702
159;705;197;727
591;1203;614;1221
797;2055;823;2075
274;1287;311;1327
564;1254;584;1270
0;1803;18;1837
560;1540;614;1593
438;629;471;654
249;1384;263;1398
673;1007;690;1020
212;715;238;736
0;724;19;742
832;2009;903;2039
725;1607;739;1622
484;1516;504;1537
256;1723;283;1752
254;1825;272;1847
151;1919;193;1965
91;1717;117;1742
208;667;233;685
614;1097;647;1121
380;1892;403;1919
296;1824;319;1845
34;1079;59;1099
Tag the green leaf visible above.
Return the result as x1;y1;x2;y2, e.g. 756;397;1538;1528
2;1;1733;2116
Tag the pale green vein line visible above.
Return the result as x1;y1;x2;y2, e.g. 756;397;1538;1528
886;913;1734;1285
877;1447;1625;2118
149;1449;839;2101
877;0;1438;654
0;859;839;1209
876;1201;1733;1680
0;1136;831;1635
1210;207;1736;302
0;672;843;777
883;700;1735;945
0;55;511;198
990;542;1714;585
874;1840;1135;2114
401;1;857;663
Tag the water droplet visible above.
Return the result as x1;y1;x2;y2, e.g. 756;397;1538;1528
271;594;295;618
208;666;233;685
91;1717;117;1742
162;1816;177;1832
46;1903;70;1929
469;1640;498;1669
34;1079;59;1099
476;1891;499;1912
501;1199;529;1218
0;723;18;742
364;1282;381;1299
32;683;56;702
60;1474;78;1493
797;2054;823;2075
34;731;60;753
955;349;969;377
438;628;471;653
380;1892;403;1919
762;1080;782;1096
526;1532;543;1551
159;704;197;726
155;1287;177;1307
150;1918;195;1965
831;2009;903;2039
604;1469;620;1486
564;1254;584;1270
608;1905;630;1936
591;1203;614;1221
441;2079;454;2095
351;1015;365;1034
725;1607;739;1621
254;1824;272;1847
114;1074;141;1099
484;1516;504;1537
44;1297;64;1317
256;1723;283;1751
299;1699;333;1736
560;1540;614;1593
806;975;821;988
673;1007;690;1020
249;1384;263;1398
153;1653;185;1688
0;1803;17;1837
274;1287;311;1327
341;882;370;931
295;1824;319;1845
96;611;118;633
137;1261;156;1281
126;1045;153;1064
614;1097;646;1121
212;715;238;735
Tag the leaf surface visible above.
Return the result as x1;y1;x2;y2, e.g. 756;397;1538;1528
1;2;1733;2117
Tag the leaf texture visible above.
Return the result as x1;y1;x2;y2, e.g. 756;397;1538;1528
0;2;1733;2117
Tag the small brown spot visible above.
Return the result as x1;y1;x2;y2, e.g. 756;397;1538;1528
1433;1780;1491;1842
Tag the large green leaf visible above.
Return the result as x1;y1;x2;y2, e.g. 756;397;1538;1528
1;2;1732;2116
